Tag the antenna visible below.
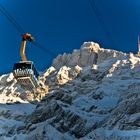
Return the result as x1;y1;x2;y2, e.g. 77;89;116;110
138;35;140;56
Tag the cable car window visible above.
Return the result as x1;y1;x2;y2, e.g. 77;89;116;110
13;63;32;70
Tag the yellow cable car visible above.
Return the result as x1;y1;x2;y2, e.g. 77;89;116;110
13;33;42;91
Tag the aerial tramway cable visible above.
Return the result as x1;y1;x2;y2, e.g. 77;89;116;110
32;41;56;57
88;0;116;47
0;3;56;58
0;4;25;34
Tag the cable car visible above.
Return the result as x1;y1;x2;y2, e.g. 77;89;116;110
13;33;41;91
13;61;40;91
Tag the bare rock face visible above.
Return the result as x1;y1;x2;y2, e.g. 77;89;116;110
129;53;140;68
56;66;71;85
56;65;82;85
79;42;100;66
43;66;56;78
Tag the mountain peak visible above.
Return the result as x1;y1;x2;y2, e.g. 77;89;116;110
52;42;126;69
0;42;140;139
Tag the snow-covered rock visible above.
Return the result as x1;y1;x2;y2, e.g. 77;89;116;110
0;42;140;140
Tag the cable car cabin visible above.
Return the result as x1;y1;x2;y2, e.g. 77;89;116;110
13;61;40;91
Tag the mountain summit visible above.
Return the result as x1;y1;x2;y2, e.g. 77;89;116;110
0;42;140;140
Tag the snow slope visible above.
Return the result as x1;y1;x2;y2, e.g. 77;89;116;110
0;42;140;140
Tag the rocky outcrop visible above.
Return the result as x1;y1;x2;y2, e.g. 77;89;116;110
56;65;82;85
52;42;126;69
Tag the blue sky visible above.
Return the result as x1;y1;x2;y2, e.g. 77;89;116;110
0;0;140;73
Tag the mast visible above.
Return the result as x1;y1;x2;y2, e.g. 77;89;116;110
138;35;140;56
20;33;34;61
